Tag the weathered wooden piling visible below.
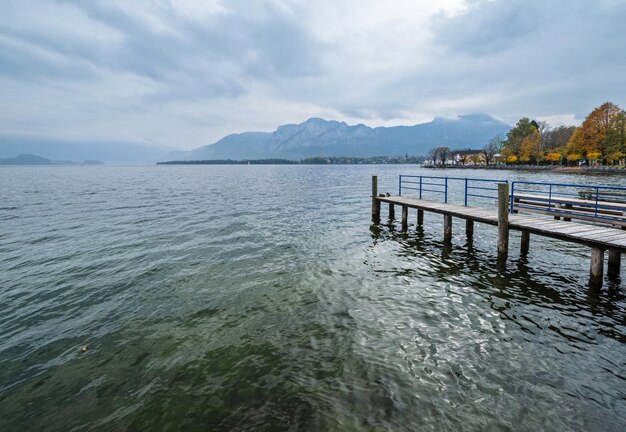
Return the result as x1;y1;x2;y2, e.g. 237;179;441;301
590;247;604;285
608;249;621;279
497;183;509;260
401;206;408;230
444;214;452;242
520;231;530;255
372;176;380;222
389;204;395;219
417;209;424;226
466;219;474;240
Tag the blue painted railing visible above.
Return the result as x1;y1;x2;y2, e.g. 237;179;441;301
510;181;626;222
399;175;507;207
397;176;626;224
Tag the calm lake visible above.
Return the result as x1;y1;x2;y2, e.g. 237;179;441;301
1;165;625;431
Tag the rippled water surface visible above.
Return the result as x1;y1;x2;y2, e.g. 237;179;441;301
1;165;625;431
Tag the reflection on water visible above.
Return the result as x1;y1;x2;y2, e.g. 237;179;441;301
0;165;624;431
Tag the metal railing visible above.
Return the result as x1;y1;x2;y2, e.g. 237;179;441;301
510;181;626;223
399;175;508;207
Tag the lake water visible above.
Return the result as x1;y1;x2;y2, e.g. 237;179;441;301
0;165;625;431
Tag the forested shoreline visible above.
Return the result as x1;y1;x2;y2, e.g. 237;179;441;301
428;102;626;167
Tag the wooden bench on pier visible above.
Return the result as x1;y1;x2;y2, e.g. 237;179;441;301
513;193;626;228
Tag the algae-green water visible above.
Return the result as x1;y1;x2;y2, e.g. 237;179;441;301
0;165;624;431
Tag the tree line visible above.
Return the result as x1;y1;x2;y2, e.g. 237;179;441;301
498;102;625;165
427;102;626;166
158;155;426;165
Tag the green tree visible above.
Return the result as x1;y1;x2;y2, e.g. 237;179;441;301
605;109;626;164
502;118;539;159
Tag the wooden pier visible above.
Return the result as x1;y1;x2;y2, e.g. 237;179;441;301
371;176;625;287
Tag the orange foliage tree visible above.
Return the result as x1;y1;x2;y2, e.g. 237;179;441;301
566;102;625;164
545;152;561;164
519;130;543;163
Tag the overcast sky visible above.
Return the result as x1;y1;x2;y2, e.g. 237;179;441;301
1;0;625;150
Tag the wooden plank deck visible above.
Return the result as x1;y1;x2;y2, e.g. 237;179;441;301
377;195;626;252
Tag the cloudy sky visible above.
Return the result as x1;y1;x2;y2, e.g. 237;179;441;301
1;0;625;150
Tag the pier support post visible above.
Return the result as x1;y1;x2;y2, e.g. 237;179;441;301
417;209;424;226
497;183;509;261
590;247;604;286
520;231;530;255
466;219;474;241
371;176;380;222
401;206;408;231
608;249;621;279
444;214;452;242
389;204;395;220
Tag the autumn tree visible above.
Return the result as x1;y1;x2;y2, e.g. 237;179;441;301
566;102;625;164
519;130;543;164
545;152;561;165
565;128;585;164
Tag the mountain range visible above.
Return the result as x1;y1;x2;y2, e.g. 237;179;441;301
0;114;511;164
0;136;170;165
169;114;511;161
0;154;103;166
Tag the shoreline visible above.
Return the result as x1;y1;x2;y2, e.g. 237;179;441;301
422;165;626;175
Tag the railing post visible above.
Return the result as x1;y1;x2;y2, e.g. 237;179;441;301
497;183;509;261
444;177;448;203
398;175;402;196
372;176;380;222
510;182;516;213
419;176;422;199
595;187;599;217
464;178;468;206
550;185;560;220
548;184;554;216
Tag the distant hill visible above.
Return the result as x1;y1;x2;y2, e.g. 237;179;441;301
168;114;511;161
0;136;171;165
0;154;104;166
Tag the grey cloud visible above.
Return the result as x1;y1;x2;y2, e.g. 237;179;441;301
1;0;625;148
71;1;323;79
432;0;626;60
1;0;323;102
359;0;626;122
0;29;97;81
433;0;543;56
